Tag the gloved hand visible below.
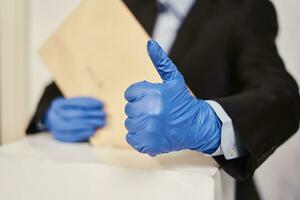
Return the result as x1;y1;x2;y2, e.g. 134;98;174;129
124;40;221;156
44;97;106;142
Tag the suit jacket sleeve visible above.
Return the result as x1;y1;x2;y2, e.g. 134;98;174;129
26;82;63;134
213;0;300;180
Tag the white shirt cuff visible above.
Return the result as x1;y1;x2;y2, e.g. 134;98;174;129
205;100;245;160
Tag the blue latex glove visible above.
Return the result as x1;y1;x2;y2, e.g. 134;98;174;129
44;97;106;142
124;40;221;156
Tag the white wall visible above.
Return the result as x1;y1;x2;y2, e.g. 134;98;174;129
272;0;300;83
0;0;29;144
28;1;300;199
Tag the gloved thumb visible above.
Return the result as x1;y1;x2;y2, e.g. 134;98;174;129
147;40;183;83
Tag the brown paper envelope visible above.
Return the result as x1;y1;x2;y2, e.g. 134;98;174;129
39;0;161;148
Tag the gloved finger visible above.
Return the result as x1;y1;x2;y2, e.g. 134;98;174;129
126;132;159;156
125;102;140;118
125;94;162;118
124;81;155;102
57;108;106;120
52;128;95;143
50;117;106;132
53;97;104;110
46;108;105;131
125;116;148;132
126;132;147;153
72;118;106;128
147;40;183;83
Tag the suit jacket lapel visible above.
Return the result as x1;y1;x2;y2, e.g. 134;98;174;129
169;0;218;65
123;0;218;66
122;0;157;35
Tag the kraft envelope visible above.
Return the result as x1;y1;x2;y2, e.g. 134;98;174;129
39;0;160;148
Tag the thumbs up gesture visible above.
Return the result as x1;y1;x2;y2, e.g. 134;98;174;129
124;40;221;157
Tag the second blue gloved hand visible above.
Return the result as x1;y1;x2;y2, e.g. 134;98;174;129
44;97;106;142
124;40;221;156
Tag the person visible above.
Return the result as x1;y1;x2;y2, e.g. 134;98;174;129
27;0;300;199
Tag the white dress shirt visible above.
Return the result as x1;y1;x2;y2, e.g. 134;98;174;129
152;0;244;159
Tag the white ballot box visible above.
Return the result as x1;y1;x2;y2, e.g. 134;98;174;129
0;134;234;200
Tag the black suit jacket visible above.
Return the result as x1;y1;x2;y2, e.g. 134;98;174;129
27;0;300;191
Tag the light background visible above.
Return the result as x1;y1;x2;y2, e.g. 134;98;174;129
27;0;300;199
